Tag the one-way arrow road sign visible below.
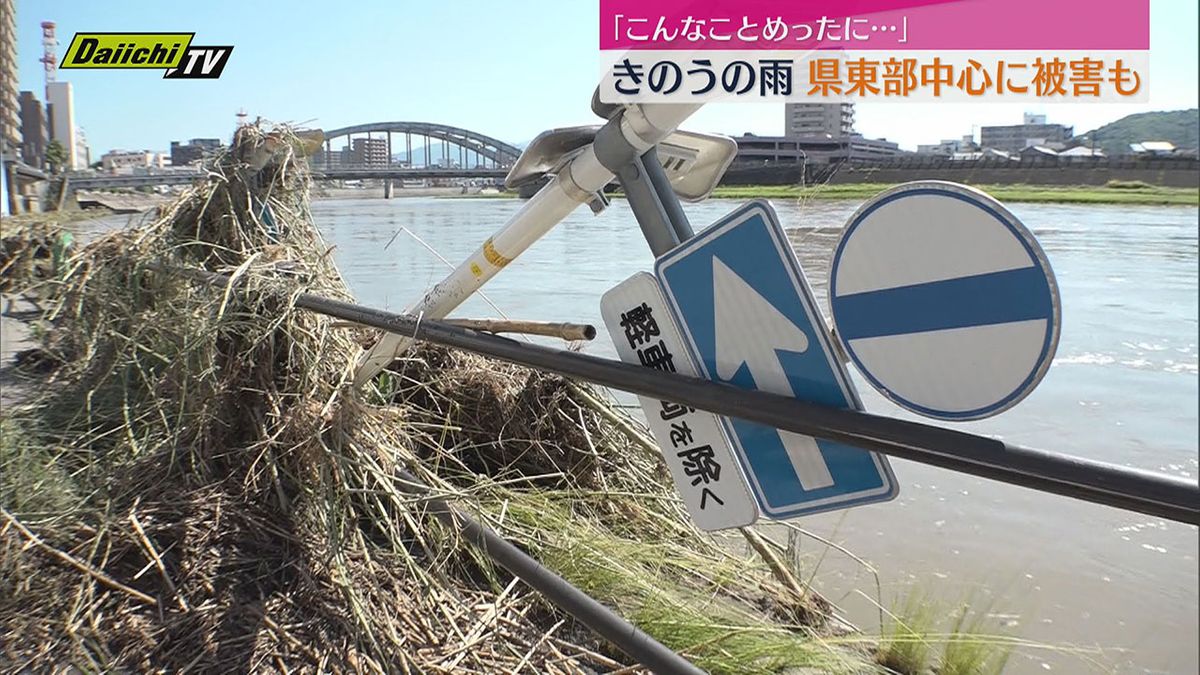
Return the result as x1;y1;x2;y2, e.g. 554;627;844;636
712;257;833;491
656;201;897;519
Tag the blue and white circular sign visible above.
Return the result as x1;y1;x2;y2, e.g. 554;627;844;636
828;181;1060;421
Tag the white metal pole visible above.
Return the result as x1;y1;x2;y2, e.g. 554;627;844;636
353;104;701;385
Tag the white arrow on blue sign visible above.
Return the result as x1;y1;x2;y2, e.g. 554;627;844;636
656;200;897;519
828;181;1061;421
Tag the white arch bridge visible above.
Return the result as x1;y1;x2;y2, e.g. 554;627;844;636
319;121;522;170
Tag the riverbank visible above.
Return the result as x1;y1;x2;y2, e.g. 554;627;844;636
0;205;116;237
8;156;1193;673
0;128;904;674
709;182;1200;205
315;186;500;199
705;181;1195;205
316;181;1200;205
74;190;172;213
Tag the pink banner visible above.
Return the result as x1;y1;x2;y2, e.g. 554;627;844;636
600;0;1150;51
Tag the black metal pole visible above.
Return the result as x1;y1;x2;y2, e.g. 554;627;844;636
617;154;680;256
407;470;705;675
171;266;1200;525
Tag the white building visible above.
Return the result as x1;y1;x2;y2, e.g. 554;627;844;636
980;113;1073;153
100;149;167;174
785;102;855;138
46;81;78;169
1129;141;1176;156
950;148;1014;161
1059;146;1105;157
75;127;91;169
917;135;978;156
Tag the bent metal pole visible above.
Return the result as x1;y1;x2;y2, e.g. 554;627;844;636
353;102;704;385
169;265;1200;526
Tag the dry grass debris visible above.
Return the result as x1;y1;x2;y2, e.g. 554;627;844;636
1;123;866;673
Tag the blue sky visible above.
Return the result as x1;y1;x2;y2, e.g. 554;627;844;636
14;0;1199;155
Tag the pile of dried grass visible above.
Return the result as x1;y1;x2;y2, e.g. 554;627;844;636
0;220;74;299
0;123;868;673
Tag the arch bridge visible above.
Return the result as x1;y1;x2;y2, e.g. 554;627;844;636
318;122;522;171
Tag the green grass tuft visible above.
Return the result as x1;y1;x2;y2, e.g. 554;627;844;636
877;588;939;673
496;495;862;674
872;588;1022;675
939;601;1014;675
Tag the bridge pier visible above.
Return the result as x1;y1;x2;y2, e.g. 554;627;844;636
383;179;394;199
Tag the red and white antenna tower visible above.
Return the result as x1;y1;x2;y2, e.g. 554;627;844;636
40;21;57;99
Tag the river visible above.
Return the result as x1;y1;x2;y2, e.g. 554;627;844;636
305;195;1198;673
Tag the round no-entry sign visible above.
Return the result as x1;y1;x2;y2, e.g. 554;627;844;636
828;181;1061;421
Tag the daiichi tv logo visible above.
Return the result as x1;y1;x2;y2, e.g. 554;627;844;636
60;32;232;79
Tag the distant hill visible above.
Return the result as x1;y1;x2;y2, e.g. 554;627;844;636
1076;109;1199;155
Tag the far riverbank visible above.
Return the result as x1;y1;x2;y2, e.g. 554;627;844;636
709;182;1200;205
316;182;1199;206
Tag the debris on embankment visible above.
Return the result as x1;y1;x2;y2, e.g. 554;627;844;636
0;220;74;298
0;124;870;673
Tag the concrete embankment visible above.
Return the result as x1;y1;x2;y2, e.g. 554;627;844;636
314;186;498;199
74;190;173;213
724;156;1200;188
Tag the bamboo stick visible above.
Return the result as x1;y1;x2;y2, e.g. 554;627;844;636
3;508;158;607
331;318;596;342
442;319;595;341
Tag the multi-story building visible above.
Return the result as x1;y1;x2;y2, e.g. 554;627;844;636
100;149;167;174
170;142;202;166
848;135;902;160
734;133;902;165
0;0;20;159
351;137;388;167
980;113;1073;153
735;135;831;164
917;135;979;156
75;127;90;169
46;81;78;168
18;90;47;167
169;138;223;166
785;102;855;138
311;146;345;168
744;101;902;168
